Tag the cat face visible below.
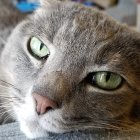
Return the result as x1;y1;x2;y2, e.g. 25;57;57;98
0;0;140;138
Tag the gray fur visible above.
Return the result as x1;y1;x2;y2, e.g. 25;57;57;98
0;0;26;124
0;0;26;54
0;0;140;139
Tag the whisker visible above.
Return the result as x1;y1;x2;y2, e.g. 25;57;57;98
0;95;18;99
3;114;12;124
0;80;26;102
0;36;6;44
0;108;6;112
0;109;13;117
0;106;12;109
62;120;121;131
62;118;140;132
98;122;121;130
0;100;23;108
0;80;21;93
0;96;21;103
112;121;140;131
0;104;12;108
0;101;13;105
67;124;119;131
0;106;12;111
0;92;25;102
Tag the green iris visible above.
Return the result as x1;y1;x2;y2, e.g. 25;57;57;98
28;37;50;59
94;72;122;90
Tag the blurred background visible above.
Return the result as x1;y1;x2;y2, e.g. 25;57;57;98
1;0;140;29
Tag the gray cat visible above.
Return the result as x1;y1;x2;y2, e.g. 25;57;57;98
0;0;140;139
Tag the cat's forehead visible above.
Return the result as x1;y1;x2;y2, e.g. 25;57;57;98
34;2;119;38
26;2;140;73
32;3;139;53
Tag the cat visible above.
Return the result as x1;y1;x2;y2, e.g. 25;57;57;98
0;0;140;139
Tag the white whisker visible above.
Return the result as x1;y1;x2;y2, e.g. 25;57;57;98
0;108;6;112
3;115;12;123
0;80;21;93
0;109;13;117
0;93;24;102
0;101;13;106
0;105;12;109
0;36;6;44
0;95;16;98
99;122;120;130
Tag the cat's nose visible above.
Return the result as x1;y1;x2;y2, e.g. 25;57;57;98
33;93;58;115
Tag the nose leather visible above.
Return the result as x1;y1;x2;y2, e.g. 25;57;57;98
33;93;58;115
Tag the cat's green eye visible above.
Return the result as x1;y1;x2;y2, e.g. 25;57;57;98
28;37;50;60
87;72;123;90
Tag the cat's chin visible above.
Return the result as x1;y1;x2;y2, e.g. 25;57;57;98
19;111;67;139
19;119;49;139
19;113;66;139
39;110;69;133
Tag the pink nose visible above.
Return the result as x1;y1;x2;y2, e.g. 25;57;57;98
33;93;58;115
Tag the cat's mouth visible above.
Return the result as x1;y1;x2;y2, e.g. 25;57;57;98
19;108;83;139
24;109;93;134
31;93;92;133
14;91;137;139
16;94;88;137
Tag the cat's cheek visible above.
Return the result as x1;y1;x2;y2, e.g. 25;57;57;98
14;92;37;121
13;91;47;138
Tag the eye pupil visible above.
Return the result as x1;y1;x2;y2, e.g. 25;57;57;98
92;75;96;83
106;73;111;82
40;43;44;50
